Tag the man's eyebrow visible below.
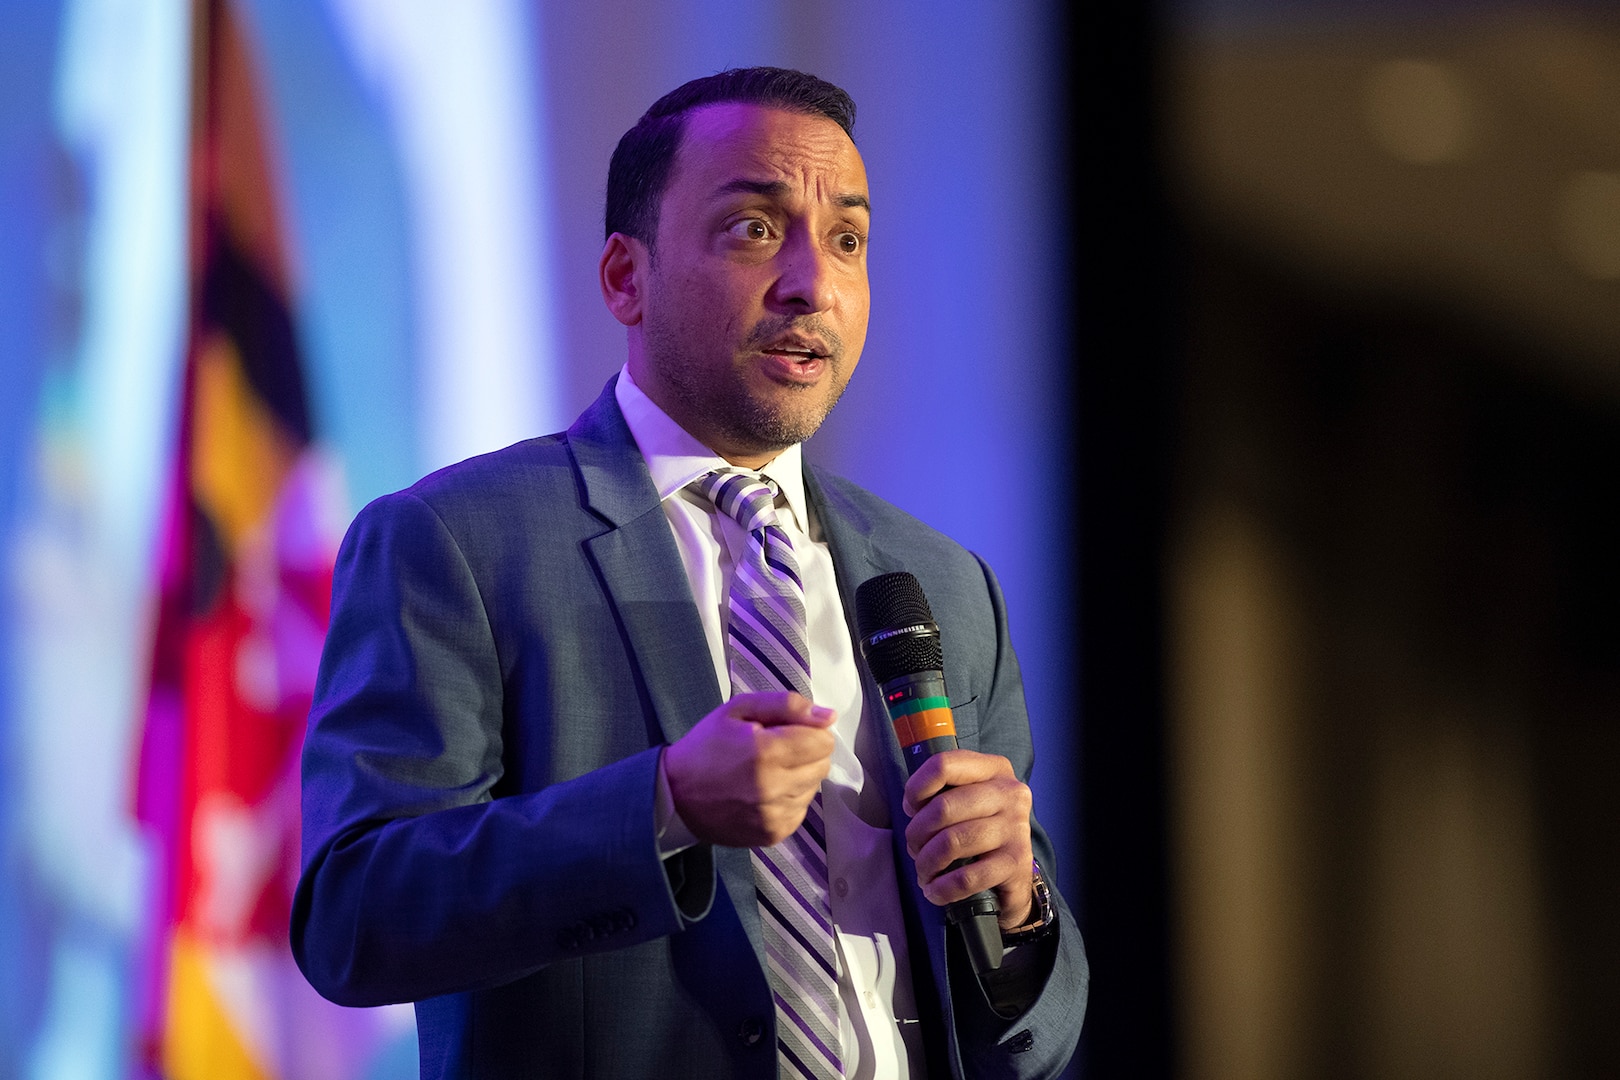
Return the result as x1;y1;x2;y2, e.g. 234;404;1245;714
713;178;871;215
715;178;789;200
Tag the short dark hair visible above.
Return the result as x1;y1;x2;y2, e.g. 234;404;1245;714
604;67;857;249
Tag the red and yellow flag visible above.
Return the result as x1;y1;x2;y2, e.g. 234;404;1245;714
135;1;356;1076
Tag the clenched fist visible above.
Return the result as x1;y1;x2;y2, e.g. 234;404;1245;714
663;692;837;847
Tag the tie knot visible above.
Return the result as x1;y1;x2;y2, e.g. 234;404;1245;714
691;470;783;532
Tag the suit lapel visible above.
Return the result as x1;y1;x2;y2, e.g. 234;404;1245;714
804;465;915;811
569;380;722;745
805;466;955;1016
568;382;766;960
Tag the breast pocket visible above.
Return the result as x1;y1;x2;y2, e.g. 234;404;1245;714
948;696;981;747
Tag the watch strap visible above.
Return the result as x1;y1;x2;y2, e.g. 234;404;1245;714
1000;859;1056;944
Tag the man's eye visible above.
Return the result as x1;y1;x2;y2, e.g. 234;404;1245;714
837;231;862;254
730;218;770;241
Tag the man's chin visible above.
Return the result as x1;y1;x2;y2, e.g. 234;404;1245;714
726;398;836;456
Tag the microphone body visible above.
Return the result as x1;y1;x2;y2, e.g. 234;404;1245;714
856;573;1004;975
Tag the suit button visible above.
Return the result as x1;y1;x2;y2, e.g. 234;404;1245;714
737;1017;766;1046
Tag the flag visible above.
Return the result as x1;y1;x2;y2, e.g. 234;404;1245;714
134;1;370;1076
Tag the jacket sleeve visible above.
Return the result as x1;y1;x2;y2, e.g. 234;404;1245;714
290;491;714;1007
949;554;1089;1079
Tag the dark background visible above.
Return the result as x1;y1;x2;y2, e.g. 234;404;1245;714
1071;2;1620;1078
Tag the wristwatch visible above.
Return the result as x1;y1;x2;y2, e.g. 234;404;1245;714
1000;859;1056;944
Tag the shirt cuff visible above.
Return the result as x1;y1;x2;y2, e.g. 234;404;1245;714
654;747;700;856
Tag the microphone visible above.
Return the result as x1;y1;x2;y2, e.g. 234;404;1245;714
855;571;1003;975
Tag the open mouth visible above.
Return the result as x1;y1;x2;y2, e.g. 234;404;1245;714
750;322;838;381
761;341;828;362
758;345;829;382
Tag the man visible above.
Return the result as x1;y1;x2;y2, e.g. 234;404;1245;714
292;68;1086;1079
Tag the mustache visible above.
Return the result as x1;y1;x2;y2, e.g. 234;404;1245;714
742;316;843;358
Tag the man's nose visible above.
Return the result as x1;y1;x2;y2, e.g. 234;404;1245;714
769;229;836;313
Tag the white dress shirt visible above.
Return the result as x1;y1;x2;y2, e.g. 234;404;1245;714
616;367;925;1079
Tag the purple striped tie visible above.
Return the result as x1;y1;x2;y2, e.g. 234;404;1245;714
692;471;843;1080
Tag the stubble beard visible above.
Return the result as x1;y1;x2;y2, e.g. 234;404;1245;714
644;310;852;458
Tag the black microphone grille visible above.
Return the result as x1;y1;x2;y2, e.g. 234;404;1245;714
856;572;943;683
855;572;935;638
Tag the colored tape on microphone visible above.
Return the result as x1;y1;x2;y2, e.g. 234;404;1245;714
892;704;957;746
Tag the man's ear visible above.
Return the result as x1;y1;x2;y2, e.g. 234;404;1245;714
600;232;648;326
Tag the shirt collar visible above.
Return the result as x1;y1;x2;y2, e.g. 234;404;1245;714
615;364;809;531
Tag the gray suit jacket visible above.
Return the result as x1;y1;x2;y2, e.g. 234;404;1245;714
292;379;1087;1078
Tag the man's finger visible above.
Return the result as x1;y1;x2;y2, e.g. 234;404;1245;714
759;724;837;769
918;847;1025;906
901;749;1015;815
904;778;1027;851
727;692;837;728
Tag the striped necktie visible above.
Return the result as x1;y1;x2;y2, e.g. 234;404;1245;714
691;470;844;1080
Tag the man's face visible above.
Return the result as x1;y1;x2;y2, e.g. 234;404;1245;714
625;103;871;466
